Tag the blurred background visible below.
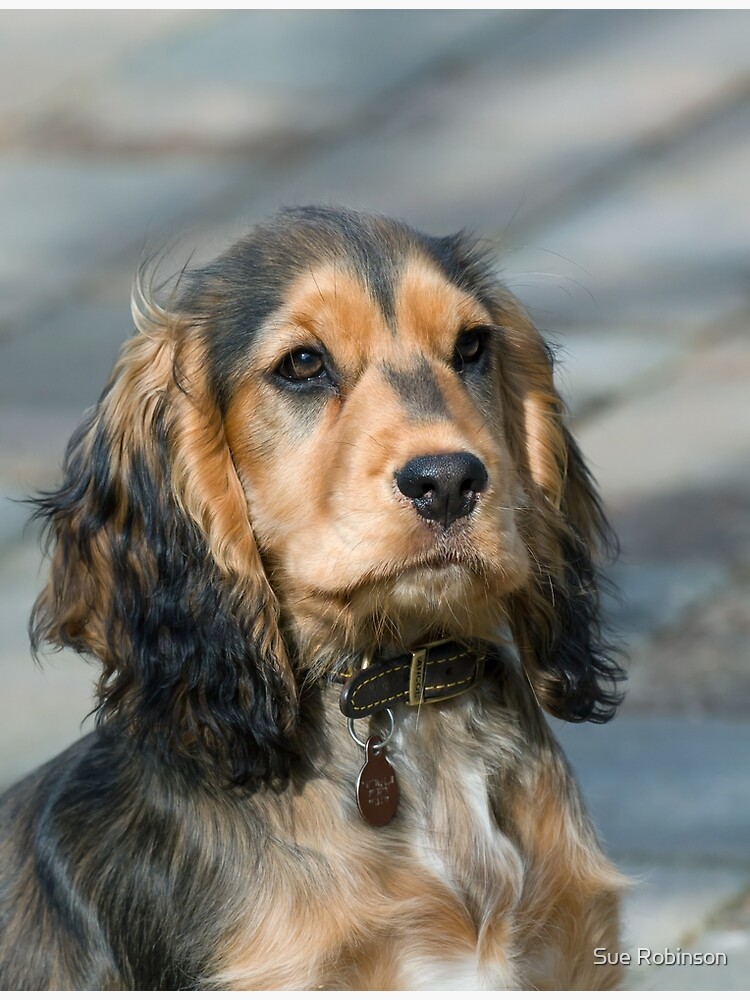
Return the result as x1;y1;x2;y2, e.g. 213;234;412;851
1;11;748;988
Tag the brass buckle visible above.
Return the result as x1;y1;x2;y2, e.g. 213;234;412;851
407;639;485;707
407;647;428;706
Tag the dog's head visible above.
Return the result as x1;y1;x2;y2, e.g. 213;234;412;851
31;207;621;782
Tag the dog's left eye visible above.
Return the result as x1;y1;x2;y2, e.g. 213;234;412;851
452;328;487;371
276;348;328;382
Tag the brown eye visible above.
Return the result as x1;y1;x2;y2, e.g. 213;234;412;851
276;348;327;382
453;328;486;371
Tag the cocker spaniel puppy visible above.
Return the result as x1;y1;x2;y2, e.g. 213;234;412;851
0;207;625;990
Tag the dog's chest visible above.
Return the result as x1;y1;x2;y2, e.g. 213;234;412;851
221;699;526;990
378;706;525;988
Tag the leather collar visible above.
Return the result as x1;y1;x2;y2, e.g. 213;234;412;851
336;638;487;719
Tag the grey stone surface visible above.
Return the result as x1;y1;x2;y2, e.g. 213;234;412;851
625;574;750;718
620;862;750;954
0;154;251;331
0;404;82;491
33;11;503;149
229;11;750;238
0;11;195;129
528;120;750;333
0;490;28;554
0;297;130;410
552;328;683;416
605;559;729;639
578;336;750;550
620;862;750;989
628;924;750;990
555;716;750;865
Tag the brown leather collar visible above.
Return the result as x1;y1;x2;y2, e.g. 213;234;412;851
337;638;487;719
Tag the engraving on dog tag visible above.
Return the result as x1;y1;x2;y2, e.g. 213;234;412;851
356;737;399;826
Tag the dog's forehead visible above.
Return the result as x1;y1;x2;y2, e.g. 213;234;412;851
254;254;493;368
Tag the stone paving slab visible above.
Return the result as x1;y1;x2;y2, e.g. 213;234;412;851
30;11;502;152
526;114;750;335
2;11;714;383
0;154;256;332
627;923;750;990
628;942;750;991
553;328;683;417
555;716;750;865
620;861;750;989
576;334;750;654
605;559;729;643
0;296;130;410
230;11;750;235
0;490;29;555
0;408;83;500
558;715;750;987
0;13;510;340
0;11;196;130
620;862;750;953
625;574;750;718
4;13;748;416
198;11;750;356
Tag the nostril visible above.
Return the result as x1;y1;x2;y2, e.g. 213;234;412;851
460;458;488;496
396;470;435;500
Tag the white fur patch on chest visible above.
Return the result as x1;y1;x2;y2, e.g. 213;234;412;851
397;953;515;991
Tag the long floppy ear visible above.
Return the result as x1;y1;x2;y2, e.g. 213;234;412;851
30;287;298;782
496;293;624;723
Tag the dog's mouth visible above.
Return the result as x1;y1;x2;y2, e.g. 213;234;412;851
392;529;501;575
362;555;505;646
357;532;528;624
397;551;484;577
363;547;503;605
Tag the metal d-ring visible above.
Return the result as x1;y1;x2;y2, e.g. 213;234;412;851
347;709;395;753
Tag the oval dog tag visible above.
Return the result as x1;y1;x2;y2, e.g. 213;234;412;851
356;737;399;826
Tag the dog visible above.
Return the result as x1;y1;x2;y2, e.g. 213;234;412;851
0;206;625;989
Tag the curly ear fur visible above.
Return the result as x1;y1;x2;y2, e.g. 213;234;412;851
30;289;298;783
496;294;623;723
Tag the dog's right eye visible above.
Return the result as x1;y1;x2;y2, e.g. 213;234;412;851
276;348;327;383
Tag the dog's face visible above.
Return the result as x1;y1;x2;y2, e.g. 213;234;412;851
31;208;621;782
223;253;530;654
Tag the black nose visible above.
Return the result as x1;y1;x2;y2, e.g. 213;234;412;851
395;451;488;528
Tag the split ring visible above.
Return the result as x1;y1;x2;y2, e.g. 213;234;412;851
347;709;395;752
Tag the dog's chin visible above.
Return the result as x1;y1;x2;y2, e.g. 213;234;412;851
388;559;477;602
362;558;507;644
